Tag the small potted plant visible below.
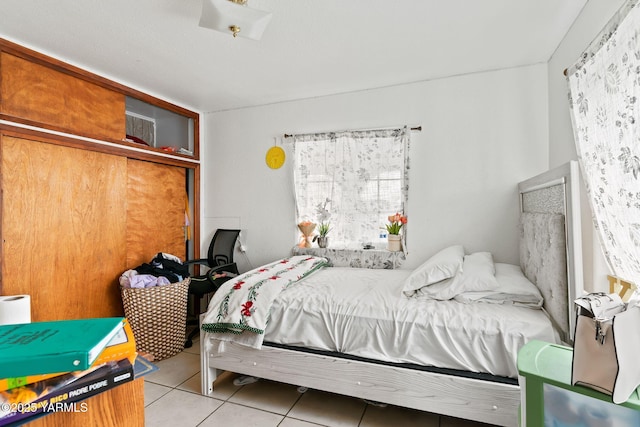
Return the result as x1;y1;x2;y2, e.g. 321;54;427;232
314;222;331;248
386;213;407;251
313;198;331;248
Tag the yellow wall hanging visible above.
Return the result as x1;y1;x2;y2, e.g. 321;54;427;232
265;145;285;169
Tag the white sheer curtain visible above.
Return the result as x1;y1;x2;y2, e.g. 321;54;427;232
292;127;410;249
567;0;640;285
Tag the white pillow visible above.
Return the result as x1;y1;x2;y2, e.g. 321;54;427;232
420;252;499;300
453;263;544;308
402;245;464;297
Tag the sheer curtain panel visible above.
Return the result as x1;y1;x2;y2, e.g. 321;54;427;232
567;0;640;285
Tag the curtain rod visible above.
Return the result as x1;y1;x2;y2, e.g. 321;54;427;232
283;125;422;139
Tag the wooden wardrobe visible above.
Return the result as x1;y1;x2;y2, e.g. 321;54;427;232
0;38;201;426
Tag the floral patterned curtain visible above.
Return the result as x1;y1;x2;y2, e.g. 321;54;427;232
292;127;410;249
566;0;640;285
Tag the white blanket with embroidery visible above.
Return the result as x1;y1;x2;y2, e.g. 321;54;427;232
201;255;327;349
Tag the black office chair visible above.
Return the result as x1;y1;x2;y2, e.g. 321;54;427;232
183;228;240;348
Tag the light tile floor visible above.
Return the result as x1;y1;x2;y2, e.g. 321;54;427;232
144;337;498;427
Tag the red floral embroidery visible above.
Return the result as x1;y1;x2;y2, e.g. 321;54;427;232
241;301;253;317
270;275;279;280
258;268;268;273
280;259;289;264
233;281;244;290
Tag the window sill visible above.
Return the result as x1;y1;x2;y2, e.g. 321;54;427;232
291;246;405;269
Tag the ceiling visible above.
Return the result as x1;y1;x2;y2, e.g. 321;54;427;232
0;0;587;113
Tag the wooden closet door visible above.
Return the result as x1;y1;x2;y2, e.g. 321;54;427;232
126;159;186;268
0;53;125;140
1;136;128;321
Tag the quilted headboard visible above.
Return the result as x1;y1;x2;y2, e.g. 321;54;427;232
519;212;568;340
518;161;583;344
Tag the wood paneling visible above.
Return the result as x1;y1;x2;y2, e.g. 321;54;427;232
1;136;128;320
0;40;193;427
0;53;125;141
25;378;145;427
126;159;186;268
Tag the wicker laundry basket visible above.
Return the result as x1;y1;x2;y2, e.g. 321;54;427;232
120;278;190;361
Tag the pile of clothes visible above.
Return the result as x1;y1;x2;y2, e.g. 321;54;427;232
119;253;189;288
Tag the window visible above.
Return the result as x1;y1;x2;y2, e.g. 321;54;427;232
292;127;410;249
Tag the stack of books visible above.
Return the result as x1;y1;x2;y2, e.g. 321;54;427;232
0;317;142;426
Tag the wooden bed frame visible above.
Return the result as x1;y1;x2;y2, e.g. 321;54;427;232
200;161;583;427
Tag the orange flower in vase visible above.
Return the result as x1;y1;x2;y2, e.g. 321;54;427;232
297;221;316;248
386;213;407;251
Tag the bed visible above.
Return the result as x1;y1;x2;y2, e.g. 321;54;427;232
199;161;583;427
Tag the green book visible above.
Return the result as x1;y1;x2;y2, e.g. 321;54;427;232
0;317;125;378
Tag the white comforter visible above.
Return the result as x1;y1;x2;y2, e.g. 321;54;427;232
263;266;559;378
201;256;327;349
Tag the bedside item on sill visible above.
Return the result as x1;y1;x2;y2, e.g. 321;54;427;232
314;236;328;248
385;213;407;252
387;234;402;252
313;221;330;248
297;221;316;248
362;244;375;250
572;291;640;404
313;198;331;248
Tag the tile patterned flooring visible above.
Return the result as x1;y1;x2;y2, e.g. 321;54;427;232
144;337;498;427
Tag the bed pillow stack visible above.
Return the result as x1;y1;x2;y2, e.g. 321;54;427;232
402;246;544;308
453;263;544;308
401;245;464;297
413;251;500;300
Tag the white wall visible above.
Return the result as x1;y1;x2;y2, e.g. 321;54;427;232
548;0;626;292
201;64;548;272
